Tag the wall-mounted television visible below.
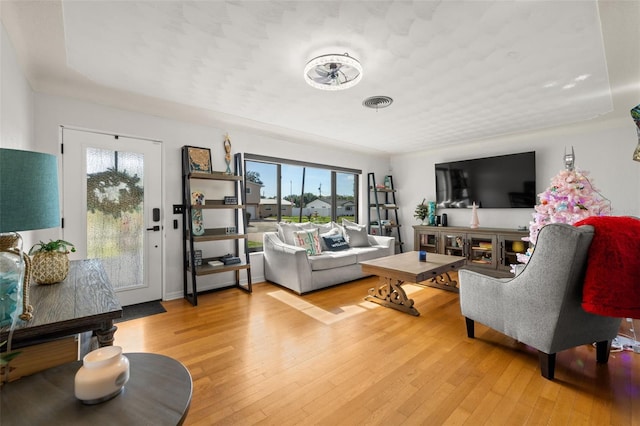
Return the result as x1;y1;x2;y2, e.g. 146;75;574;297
435;151;536;208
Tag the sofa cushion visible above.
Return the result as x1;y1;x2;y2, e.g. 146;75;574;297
354;246;388;262
293;229;322;255
309;251;357;271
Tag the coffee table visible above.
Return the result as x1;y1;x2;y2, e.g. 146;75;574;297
360;251;466;316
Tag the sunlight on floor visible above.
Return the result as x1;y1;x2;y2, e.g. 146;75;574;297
267;284;426;325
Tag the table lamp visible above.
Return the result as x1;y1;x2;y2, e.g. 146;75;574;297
0;148;61;323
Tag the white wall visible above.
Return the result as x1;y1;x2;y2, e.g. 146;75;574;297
33;93;390;300
0;22;43;251
392;117;640;250
0;23;34;150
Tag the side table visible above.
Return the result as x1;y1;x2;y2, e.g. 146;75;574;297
0;353;193;425
0;259;122;349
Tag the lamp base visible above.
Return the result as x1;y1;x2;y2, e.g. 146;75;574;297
0;233;33;322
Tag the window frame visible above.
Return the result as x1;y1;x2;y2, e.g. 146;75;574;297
244;153;361;223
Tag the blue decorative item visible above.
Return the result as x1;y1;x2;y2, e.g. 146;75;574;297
427;201;437;226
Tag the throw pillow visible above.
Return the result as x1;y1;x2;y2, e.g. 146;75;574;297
342;218;361;229
341;219;371;247
319;227;341;250
293;229;322;255
343;225;371;247
322;233;350;251
278;222;315;246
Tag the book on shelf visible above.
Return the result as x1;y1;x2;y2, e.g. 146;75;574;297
208;260;224;267
222;256;241;265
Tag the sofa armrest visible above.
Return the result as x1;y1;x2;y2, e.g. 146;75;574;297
263;232;313;294
368;235;395;256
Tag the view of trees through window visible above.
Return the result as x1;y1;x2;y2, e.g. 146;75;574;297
244;156;360;251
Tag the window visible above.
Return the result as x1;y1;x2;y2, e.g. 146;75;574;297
244;154;360;252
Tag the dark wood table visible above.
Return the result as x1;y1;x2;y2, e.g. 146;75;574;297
0;352;193;425
360;251;466;316
0;259;122;349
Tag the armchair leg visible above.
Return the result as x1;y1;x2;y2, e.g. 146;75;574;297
465;317;475;338
538;351;556;380
595;340;612;363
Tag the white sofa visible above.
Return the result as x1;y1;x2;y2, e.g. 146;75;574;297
263;221;395;294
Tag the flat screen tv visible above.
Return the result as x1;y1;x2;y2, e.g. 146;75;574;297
435;151;536;208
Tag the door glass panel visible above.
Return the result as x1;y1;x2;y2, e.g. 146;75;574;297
86;148;144;291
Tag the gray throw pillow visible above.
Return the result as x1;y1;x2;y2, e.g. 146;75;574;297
343;225;371;247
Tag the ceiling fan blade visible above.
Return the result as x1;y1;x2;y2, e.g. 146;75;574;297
311;75;334;84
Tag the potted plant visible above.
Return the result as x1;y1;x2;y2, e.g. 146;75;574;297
414;199;429;225
29;240;76;285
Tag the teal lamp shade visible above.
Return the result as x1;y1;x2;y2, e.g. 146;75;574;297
0;149;61;232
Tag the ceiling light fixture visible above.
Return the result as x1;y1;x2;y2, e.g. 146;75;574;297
304;53;363;91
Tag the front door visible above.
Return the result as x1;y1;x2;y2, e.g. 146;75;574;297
62;128;163;306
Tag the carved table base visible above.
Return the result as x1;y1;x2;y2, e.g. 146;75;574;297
365;277;420;316
427;272;459;293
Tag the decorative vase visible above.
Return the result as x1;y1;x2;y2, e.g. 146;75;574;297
191;191;205;236
470;202;480;229
31;251;70;284
75;346;130;405
427;201;437;226
0;232;32;323
0;233;24;328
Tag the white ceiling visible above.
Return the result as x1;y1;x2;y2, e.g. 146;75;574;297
2;1;639;155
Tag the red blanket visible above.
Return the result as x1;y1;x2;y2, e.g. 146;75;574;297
574;216;640;318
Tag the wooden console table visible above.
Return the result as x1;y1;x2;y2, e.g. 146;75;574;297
0;259;122;349
1;352;192;425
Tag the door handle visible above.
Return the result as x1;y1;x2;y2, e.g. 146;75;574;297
146;225;160;231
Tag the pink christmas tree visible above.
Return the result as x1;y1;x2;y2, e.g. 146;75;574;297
517;168;610;263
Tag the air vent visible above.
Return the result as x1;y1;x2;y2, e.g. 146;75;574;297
362;96;393;109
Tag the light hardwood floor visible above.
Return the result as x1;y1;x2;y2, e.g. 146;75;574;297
115;276;639;425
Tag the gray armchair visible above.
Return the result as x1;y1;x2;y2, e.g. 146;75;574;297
459;223;622;380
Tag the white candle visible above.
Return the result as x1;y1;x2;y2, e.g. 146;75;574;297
74;346;130;404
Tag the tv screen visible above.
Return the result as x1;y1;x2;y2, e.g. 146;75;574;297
435;151;536;208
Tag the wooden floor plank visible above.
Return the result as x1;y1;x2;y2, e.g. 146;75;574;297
112;278;639;425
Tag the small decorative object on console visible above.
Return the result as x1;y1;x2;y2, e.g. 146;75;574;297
470;202;480;229
414;199;429;224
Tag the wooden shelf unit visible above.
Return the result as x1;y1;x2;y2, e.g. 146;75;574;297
367;173;404;253
182;149;252;306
